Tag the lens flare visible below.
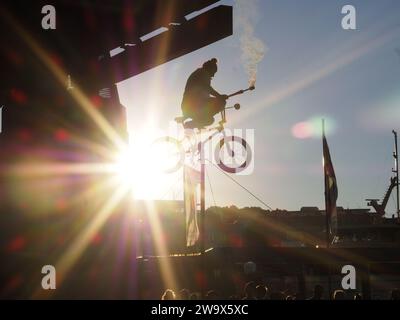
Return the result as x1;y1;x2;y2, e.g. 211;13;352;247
292;122;313;139
292;117;336;139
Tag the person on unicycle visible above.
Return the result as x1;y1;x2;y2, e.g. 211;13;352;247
181;58;228;129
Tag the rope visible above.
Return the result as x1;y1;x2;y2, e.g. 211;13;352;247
205;159;273;211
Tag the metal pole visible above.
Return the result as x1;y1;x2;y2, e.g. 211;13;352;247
393;130;399;220
200;139;206;298
200;141;205;254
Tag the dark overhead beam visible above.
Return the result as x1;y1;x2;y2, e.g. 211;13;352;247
100;5;233;83
1;0;221;54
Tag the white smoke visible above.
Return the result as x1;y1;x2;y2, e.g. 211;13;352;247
234;0;266;87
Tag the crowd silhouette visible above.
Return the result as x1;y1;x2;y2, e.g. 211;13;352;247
160;284;400;300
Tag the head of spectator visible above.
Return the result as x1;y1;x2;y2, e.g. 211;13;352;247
353;293;362;300
177;289;190;300
189;292;199;300
255;284;268;300
161;289;176;300
333;289;346;300
309;284;324;300
205;290;219;300
242;281;257;300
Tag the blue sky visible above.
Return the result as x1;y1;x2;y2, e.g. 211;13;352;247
117;0;400;213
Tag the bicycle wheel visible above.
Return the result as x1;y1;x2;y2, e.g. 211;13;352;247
151;137;185;173
215;136;252;173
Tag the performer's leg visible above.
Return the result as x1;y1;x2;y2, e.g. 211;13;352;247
205;97;226;124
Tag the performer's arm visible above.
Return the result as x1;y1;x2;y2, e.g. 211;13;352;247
209;86;222;98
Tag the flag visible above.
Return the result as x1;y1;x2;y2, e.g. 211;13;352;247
323;131;338;244
184;165;200;247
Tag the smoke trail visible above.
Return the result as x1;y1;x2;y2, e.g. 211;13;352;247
234;0;266;87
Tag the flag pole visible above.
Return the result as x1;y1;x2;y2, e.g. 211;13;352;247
322;119;330;249
322;118;332;300
392;130;399;221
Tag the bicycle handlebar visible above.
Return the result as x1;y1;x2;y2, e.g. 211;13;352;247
227;85;255;99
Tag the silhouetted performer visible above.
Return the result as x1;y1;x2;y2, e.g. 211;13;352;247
181;58;227;128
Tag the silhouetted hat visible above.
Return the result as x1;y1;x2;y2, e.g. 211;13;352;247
202;58;218;72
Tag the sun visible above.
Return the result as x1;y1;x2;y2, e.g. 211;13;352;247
113;129;183;200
